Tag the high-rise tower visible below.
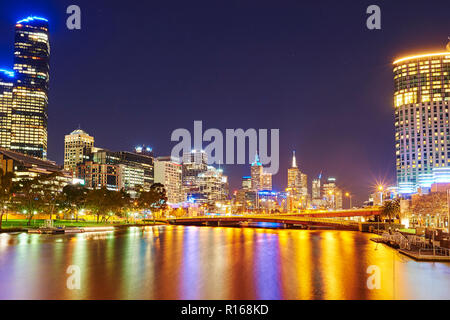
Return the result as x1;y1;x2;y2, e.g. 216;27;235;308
393;49;450;193
287;151;301;190
0;69;14;149
12;16;50;159
64;128;94;172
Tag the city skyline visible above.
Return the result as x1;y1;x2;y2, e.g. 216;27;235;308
0;1;449;304
0;1;449;204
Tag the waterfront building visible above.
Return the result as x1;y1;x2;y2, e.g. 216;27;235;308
76;161;121;191
0;70;14;149
394;49;450;194
75;146;154;195
154;156;185;204
0;148;71;190
64;128;94;173
11;17;50;159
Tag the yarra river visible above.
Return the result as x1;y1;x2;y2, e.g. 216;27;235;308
0;225;449;299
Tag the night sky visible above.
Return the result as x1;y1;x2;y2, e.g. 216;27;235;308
0;0;449;205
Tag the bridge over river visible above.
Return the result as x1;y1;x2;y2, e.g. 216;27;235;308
165;207;382;231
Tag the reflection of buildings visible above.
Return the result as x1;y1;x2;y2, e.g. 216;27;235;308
394;50;450;194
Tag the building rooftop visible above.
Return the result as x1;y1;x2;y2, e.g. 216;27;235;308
16;16;48;24
393;51;450;65
0;148;61;173
69;128;90;136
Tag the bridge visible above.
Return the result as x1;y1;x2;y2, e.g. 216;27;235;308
166;207;382;230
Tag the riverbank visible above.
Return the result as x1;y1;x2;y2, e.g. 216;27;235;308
0;219;167;233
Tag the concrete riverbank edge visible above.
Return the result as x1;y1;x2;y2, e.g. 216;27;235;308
0;222;165;233
370;237;450;262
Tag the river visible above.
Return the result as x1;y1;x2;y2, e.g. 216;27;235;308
0;225;449;299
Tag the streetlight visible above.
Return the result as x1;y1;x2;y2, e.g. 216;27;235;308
328;190;335;209
345;192;352;209
377;185;384;206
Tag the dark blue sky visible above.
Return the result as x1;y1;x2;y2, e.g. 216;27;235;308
0;0;449;204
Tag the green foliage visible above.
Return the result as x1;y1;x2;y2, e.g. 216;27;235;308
137;183;168;216
0;169;15;229
381;198;400;222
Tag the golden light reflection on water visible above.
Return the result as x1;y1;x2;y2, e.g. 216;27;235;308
0;226;449;300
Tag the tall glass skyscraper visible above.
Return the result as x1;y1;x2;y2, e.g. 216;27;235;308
394;50;450;193
0;69;14;150
11;16;50;159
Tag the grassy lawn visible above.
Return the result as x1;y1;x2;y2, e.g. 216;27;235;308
0;219;164;229
399;228;416;234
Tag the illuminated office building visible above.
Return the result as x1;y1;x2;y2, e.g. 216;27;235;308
287;151;301;191
64;128;94;172
11;16;50;159
0;70;14;149
322;177;342;209
394;49;450;193
250;152;272;190
242;176;252;189
312;176;321;200
154;156;184;204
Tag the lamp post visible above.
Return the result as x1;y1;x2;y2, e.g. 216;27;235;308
345;192;352;209
378;185;384;206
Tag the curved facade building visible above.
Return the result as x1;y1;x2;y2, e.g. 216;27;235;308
12;16;50;159
394;51;450;193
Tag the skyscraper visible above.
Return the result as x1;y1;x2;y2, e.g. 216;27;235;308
0;69;14;149
287;151;301;190
251;153;263;190
154;156;185;203
394;49;450;193
11;16;50;159
64;128;94;172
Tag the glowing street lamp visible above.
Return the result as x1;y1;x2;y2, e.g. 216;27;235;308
377;185;384;205
345;192;352;209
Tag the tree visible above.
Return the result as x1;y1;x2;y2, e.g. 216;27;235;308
381;198;400;223
137;183;168;219
38;172;66;222
12;176;47;225
410;192;447;227
0;169;15;230
85;187;112;223
59;184;89;221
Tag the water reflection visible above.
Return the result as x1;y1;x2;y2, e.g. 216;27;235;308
0;226;448;299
